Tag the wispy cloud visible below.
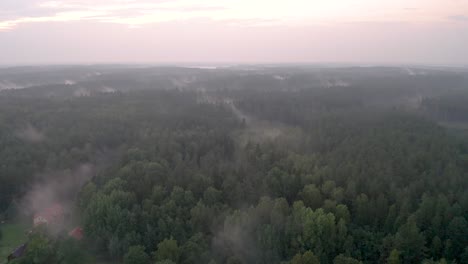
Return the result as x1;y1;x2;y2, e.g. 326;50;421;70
0;10;107;30
0;0;467;31
0;0;227;30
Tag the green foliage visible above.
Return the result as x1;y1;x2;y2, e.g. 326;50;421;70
0;224;26;260
56;239;95;264
300;185;323;209
124;245;150;264
386;249;400;264
1;85;468;264
461;247;468;264
11;233;54;264
9;234;94;264
290;251;320;264
333;254;362;264
154;260;176;264
153;239;180;263
395;216;426;263
447;217;468;259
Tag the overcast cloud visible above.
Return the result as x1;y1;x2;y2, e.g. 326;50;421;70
0;0;467;65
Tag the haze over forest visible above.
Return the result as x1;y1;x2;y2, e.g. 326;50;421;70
0;1;468;264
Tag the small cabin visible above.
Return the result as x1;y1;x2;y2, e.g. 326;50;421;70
33;204;64;227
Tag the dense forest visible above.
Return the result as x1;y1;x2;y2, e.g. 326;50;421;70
0;66;467;264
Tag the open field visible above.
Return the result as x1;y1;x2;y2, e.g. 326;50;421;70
0;224;27;262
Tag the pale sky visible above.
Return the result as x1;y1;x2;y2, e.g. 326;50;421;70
0;0;467;65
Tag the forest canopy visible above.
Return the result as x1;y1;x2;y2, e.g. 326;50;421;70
0;66;467;264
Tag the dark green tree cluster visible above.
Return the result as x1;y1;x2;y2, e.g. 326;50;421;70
10;233;94;264
1;85;467;263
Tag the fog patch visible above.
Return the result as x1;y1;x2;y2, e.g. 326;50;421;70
18;164;95;233
225;99;252;124
196;93;220;104
74;87;91;97
404;94;424;109
171;77;196;88
403;67;427;76
16;124;45;143
226;99;304;148
197;93;303;147
335;80;350;87
0;80;23;90
322;79;350;88
84;72;103;78
64;80;76;85
100;86;116;93
184;65;218;69
212;211;260;263
196;87;207;93
273;75;287;80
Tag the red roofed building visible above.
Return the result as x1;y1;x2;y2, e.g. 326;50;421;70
68;227;84;240
33;204;64;227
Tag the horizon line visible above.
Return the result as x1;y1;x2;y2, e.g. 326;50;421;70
1;62;467;69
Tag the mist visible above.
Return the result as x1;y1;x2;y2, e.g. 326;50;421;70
1;20;467;66
0;0;467;263
15;164;95;231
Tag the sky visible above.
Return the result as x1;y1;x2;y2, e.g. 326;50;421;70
0;0;467;65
